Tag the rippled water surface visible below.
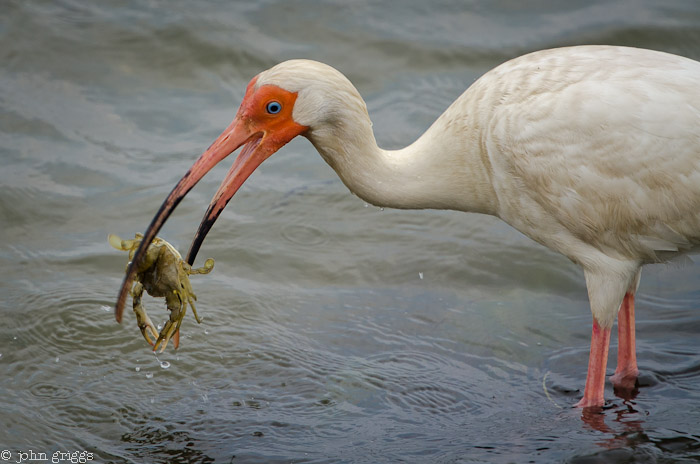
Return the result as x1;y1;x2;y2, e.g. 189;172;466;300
2;1;700;462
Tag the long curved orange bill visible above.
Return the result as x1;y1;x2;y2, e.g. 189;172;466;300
114;83;306;324
114;117;260;322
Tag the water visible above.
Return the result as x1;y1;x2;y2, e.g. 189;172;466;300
2;0;700;462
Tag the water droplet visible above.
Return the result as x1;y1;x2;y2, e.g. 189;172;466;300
204;329;209;335
418;272;424;280
135;367;141;372
157;323;163;331
13;336;17;340
160;361;170;369
55;357;60;363
146;372;153;379
379;207;384;211
364;203;369;208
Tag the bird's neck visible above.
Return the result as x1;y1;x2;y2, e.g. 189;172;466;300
304;106;498;215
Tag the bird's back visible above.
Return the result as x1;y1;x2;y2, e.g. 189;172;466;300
434;46;700;264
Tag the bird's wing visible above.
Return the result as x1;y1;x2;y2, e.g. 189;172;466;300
485;47;700;262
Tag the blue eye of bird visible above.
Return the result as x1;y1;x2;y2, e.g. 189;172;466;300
266;101;282;114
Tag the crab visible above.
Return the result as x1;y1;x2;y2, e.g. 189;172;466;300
109;233;214;352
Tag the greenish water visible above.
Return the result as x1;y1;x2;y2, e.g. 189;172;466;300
1;1;700;462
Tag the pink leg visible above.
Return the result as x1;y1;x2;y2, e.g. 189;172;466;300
611;292;638;389
575;320;611;408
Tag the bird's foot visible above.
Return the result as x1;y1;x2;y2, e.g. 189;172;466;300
611;368;639;400
611;368;638;388
574;396;605;409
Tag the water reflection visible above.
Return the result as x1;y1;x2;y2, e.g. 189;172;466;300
545;351;700;458
579;401;642;437
572;401;700;462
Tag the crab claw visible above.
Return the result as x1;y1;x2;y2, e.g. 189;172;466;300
151;288;187;352
138;320;159;347
132;283;159;346
151;258;213;352
153;317;183;353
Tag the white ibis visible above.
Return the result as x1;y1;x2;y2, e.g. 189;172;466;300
115;45;700;408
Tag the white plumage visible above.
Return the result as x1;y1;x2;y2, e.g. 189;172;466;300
116;45;700;408
256;46;700;406
259;46;700;317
